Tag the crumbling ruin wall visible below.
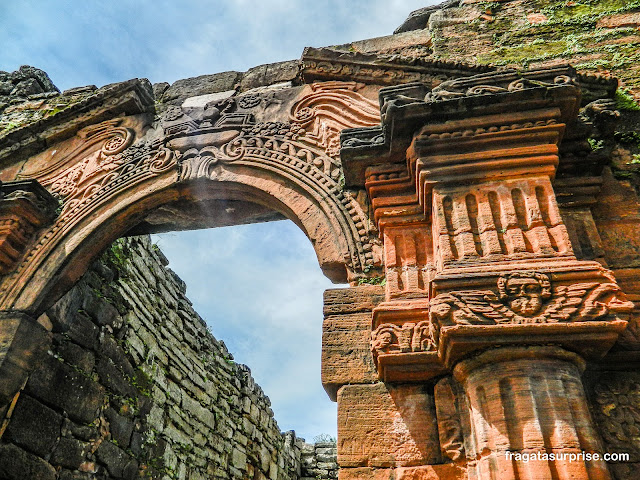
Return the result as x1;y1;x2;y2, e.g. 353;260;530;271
0;236;336;480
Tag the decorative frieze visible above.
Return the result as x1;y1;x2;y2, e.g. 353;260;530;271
430;271;633;328
301;47;493;87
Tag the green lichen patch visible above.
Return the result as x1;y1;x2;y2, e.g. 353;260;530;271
615;89;640;111
538;0;640;25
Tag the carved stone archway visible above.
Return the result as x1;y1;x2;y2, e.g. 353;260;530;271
1;47;639;480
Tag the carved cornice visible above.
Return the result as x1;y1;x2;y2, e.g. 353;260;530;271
0;79;154;165
341;66;582;187
301;47;494;87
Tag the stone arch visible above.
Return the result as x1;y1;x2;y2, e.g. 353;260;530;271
0;84;382;316
1;137;371;316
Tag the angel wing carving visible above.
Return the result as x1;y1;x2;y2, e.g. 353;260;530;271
430;275;633;327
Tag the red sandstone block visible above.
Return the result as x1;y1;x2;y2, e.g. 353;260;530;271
338;465;466;480
322;313;378;401
323;286;385;316
597;12;640;28
337;383;441;468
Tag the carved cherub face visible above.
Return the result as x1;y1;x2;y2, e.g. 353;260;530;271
506;277;544;315
499;272;552;317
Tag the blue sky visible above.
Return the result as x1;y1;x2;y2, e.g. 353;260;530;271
1;0;437;442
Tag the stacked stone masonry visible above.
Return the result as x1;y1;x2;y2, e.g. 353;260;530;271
0;236;337;480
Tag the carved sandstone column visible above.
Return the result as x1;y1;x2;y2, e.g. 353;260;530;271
454;347;610;480
340;66;634;480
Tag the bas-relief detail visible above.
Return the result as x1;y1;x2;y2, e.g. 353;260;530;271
290;81;380;157
431;271;634;327
303;58;435;86
0;120;177;304
1;80;387;305
434;377;467;463
371;271;634;358
425;75;576;102
371;320;434;359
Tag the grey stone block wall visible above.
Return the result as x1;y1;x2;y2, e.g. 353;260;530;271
0;235;336;480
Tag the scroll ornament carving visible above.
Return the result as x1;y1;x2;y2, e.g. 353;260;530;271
16;119;139;212
179;122;341;182
0;123;176;303
303;59;432;85
430;272;634;327
425;75;576;102
290;81;380;157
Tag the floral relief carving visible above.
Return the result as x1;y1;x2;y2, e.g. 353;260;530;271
430;272;634;327
16;119;135;210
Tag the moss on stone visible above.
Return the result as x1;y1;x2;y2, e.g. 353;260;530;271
615;89;640;111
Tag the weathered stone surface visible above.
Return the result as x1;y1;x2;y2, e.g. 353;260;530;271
50;437;88;469
337;383;440;468
56;339;96;373
323;286;384;316
4;394;62;456
322;312;378;400
0;312;51;406
152;81;169;99
26;355;104;424
104;407;134;448
11;77;44;97
597;12;640;29
239;60;299;92
0;443;56;480
11;65;59;93
338;464;465;480
161;71;242;105
394;1;459;34
96;441;136;479
333;29;432;56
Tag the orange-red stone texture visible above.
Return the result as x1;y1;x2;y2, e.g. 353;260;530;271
322;286;384;400
337;383;440;468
